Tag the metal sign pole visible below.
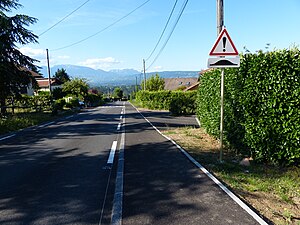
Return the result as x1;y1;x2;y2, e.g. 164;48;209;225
220;68;224;162
217;0;224;162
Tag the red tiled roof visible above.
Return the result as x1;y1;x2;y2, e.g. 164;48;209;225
164;78;198;91
20;67;43;78
36;78;63;88
184;81;199;91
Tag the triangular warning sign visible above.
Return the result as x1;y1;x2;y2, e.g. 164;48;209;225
209;28;238;56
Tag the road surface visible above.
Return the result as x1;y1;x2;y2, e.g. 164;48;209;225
0;101;268;225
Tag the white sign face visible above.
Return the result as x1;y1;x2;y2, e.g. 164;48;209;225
207;57;240;68
209;28;238;56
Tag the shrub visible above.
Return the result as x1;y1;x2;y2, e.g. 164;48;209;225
135;90;197;115
54;98;66;111
170;91;197;115
197;48;300;165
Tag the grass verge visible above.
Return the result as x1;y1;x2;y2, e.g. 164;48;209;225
0;110;75;135
163;127;300;225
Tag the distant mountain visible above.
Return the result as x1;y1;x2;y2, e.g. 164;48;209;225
40;64;199;86
109;69;140;76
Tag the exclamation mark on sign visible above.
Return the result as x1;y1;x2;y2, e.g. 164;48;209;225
222;37;227;52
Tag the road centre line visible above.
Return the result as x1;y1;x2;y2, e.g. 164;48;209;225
111;105;125;225
120;115;122;120
117;123;121;131
107;141;118;164
0;134;16;141
129;102;268;225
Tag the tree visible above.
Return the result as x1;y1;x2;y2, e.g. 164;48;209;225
113;87;123;99
141;74;165;91
54;68;70;83
62;78;89;100
0;0;39;114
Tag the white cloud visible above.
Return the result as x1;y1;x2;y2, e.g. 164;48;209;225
153;66;163;71
19;47;45;60
79;57;121;70
58;55;70;59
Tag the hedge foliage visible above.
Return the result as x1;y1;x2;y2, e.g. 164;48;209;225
197;48;300;165
135;90;197;115
14;94;52;112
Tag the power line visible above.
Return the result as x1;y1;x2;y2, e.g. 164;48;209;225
39;0;92;37
146;0;189;71
51;0;151;52
145;0;178;61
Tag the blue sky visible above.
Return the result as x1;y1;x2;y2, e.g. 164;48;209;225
15;0;300;72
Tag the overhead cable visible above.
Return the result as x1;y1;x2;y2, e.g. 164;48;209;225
146;0;189;71
145;0;178;61
51;0;151;51
39;0;92;37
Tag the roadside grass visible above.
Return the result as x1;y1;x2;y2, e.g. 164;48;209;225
129;99;143;109
163;127;300;225
0;110;75;135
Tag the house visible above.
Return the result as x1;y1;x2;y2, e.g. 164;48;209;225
36;78;63;93
183;81;200;91
181;68;214;92
164;78;198;91
20;68;63;95
18;68;43;96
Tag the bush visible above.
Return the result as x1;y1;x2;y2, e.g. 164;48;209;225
197;48;300;165
65;98;79;108
136;90;172;110
135;90;197;115
169;91;197;115
54;98;66;111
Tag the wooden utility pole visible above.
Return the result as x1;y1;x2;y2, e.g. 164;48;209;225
143;59;146;91
217;0;224;35
46;49;52;94
217;0;224;162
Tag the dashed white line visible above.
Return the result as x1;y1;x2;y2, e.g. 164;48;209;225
117;123;121;131
107;141;118;164
120;116;122;120
0;134;16;141
111;105;125;225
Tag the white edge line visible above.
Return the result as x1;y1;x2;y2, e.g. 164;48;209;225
0;134;16;141
66;115;73;119
41;121;55;127
107;141;118;164
195;117;201;127
111;106;125;225
129;102;268;225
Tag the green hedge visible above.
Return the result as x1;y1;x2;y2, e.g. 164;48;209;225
197;49;300;165
136;90;172;110
135;90;197;115
169;91;198;115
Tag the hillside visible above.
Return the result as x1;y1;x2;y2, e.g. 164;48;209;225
40;65;199;86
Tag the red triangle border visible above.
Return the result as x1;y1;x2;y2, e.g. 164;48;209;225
209;28;239;56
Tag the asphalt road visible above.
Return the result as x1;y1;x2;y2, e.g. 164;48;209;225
122;103;266;225
0;102;125;225
0;101;268;225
